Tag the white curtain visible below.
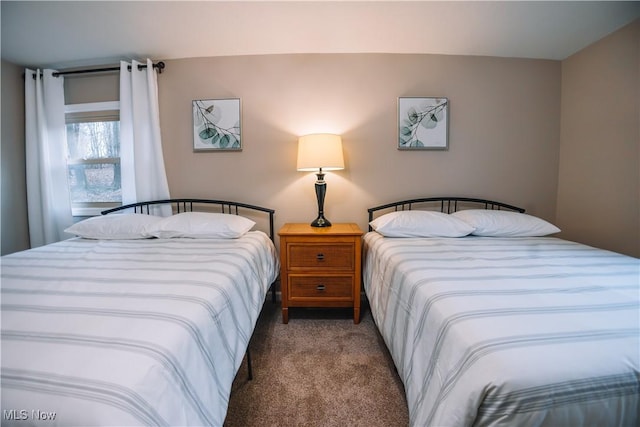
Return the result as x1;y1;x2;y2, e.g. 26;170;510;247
119;59;170;215
24;69;73;247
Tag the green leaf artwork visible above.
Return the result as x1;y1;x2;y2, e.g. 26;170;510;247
193;99;241;151
398;97;448;150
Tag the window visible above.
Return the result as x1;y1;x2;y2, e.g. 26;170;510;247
65;102;121;216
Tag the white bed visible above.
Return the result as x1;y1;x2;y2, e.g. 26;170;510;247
363;197;640;427
1;199;279;426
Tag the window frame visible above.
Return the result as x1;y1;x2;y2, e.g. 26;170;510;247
65;101;121;217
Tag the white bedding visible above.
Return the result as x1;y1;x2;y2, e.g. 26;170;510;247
363;232;640;427
1;232;279;426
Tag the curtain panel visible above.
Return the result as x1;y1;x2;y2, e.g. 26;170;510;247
24;69;73;247
119;59;170;215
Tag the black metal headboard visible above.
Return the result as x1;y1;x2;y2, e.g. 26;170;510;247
102;198;276;241
367;197;525;231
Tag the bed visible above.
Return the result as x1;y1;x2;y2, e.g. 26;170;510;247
1;199;279;426
363;197;639;427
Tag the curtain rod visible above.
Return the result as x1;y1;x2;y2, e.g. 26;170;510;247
31;61;165;79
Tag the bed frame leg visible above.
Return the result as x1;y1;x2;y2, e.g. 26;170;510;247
246;348;253;381
247;281;276;382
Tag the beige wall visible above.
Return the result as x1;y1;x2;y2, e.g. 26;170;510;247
64;72;119;104
159;53;560;234
1;60;29;255
557;19;639;257
1;54;562;252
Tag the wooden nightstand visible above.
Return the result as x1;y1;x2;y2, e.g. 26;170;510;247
278;223;363;324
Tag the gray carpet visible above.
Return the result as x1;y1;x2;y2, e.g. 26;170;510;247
224;297;410;427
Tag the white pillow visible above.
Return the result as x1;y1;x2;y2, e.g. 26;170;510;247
64;213;163;240
144;212;256;239
451;209;561;237
369;210;476;238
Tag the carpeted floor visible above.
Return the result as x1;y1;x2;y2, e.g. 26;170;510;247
224;297;409;427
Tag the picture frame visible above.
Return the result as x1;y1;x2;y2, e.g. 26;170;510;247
192;98;242;151
398;97;449;150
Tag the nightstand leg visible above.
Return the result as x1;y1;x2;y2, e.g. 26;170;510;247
282;308;289;324
354;307;360;324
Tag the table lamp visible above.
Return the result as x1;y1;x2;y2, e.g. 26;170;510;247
297;134;345;227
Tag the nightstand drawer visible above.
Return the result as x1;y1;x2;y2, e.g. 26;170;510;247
287;243;354;269
289;275;353;299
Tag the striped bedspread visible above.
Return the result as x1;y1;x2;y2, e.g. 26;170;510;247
363;233;640;427
1;232;279;426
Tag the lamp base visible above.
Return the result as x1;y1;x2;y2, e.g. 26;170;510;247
310;215;332;228
310;170;332;227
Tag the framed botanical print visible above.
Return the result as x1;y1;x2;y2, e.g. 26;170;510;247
193;98;241;151
398;97;449;150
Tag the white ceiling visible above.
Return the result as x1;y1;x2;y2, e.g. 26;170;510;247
2;1;639;69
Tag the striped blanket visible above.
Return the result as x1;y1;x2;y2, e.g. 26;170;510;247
363;233;639;427
1;232;279;426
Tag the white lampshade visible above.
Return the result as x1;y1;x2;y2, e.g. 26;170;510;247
297;134;345;171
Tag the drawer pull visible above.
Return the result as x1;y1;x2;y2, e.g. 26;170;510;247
316;284;326;291
316;253;325;261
